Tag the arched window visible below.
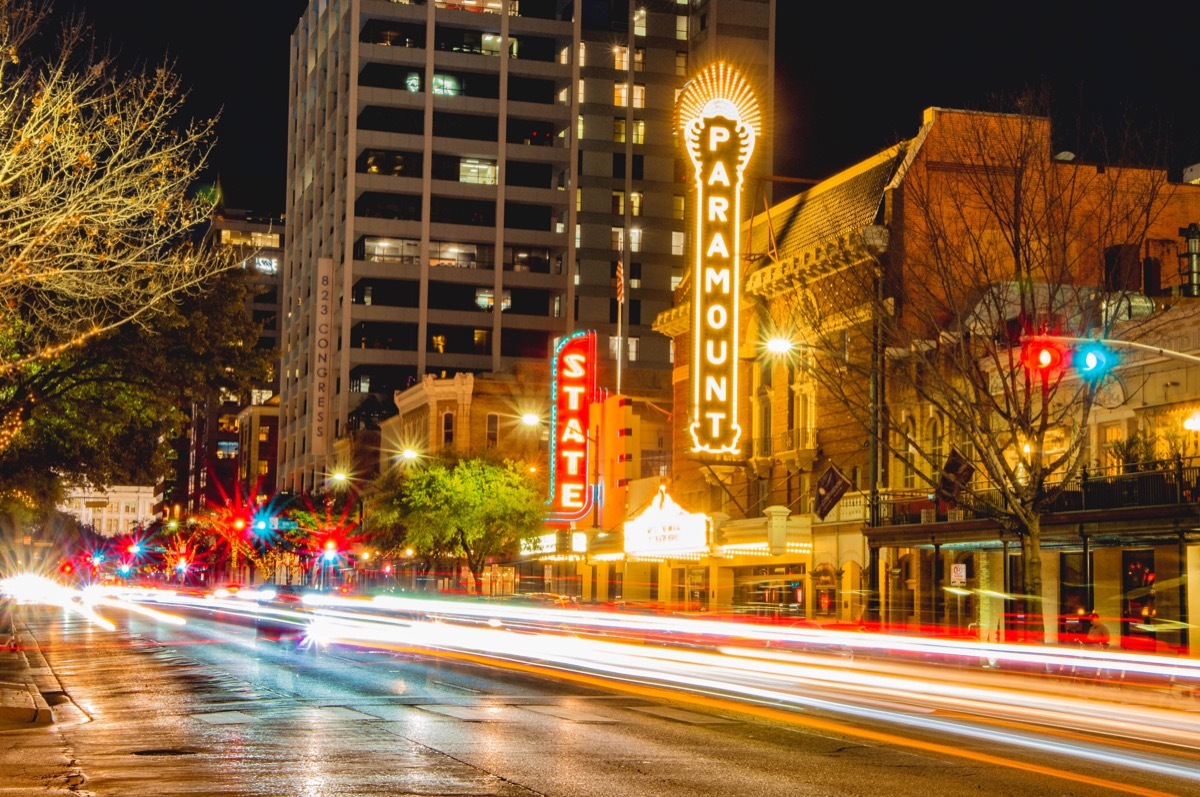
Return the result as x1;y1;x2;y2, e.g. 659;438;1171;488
486;413;499;447
928;415;944;475
902;417;917;489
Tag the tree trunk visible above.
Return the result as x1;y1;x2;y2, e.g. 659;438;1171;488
1022;514;1049;643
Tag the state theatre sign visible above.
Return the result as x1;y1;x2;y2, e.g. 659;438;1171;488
546;330;599;525
678;64;760;456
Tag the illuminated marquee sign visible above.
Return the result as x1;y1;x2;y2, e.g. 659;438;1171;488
546;330;599;524
624;486;709;557
679;64;760;455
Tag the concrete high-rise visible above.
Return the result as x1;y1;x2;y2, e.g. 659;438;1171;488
280;0;774;492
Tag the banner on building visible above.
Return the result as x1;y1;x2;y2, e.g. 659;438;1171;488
937;447;975;503
310;257;334;456
813;465;851;521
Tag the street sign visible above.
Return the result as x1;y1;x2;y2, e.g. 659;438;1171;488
951;563;967;587
270;518;298;530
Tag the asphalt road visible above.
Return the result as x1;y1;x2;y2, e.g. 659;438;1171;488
3;603;1198;797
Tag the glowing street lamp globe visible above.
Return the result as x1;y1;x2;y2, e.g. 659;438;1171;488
766;337;794;355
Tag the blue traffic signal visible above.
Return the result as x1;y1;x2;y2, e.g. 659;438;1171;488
1075;341;1115;379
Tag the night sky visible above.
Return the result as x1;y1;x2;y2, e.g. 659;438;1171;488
70;2;1200;216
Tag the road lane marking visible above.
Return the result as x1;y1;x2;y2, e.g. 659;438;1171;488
521;705;616;723
416;705;524;721
318;706;381;720
629;706;736;724
193;711;259;724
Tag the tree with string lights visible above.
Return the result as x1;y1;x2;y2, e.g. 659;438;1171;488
0;1;239;459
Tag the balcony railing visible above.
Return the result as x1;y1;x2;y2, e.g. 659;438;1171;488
877;456;1200;527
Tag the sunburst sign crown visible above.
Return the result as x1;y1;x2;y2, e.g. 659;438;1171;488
676;62;761;141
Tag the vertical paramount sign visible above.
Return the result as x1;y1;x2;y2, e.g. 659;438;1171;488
546;330;598;525
679;64;760;455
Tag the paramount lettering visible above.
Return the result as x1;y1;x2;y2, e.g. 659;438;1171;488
682;65;758;456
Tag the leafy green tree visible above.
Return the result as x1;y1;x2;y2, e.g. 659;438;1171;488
0;268;270;529
386;455;545;595
0;0;241;527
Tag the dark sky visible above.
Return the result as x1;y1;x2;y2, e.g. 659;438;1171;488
72;2;1200;216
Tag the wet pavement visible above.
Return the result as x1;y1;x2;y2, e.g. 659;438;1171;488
0;605;1171;797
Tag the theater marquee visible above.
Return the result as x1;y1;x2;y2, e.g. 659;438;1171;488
546;330;599;525
678;64;760;456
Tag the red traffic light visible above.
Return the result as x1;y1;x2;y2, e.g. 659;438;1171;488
1022;340;1065;372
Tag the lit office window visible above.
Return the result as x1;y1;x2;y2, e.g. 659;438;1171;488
613;83;629;107
632;85;645;108
672;231;685;256
459;158;497;185
613;45;628;71
612;191;625;215
676;15;687;40
634;9;646;36
631;119;645;144
431;74;461;96
634;48;645;72
629;192;642;217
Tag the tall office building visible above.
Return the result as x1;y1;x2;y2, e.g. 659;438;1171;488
155;210;283;517
280;0;774;492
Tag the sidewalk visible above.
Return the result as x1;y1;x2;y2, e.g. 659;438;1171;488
0;612;54;729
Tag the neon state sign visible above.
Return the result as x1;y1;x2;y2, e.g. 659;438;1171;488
679;64;759;455
546;330;599;524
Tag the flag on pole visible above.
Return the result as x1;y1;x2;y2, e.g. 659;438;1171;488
813;464;852;521
937;447;975;503
616;259;625;304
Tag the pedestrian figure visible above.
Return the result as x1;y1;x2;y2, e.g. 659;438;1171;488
1086;611;1111;648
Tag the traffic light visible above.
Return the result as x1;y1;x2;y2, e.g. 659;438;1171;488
1075;340;1116;380
1021;339;1065;374
323;539;339;561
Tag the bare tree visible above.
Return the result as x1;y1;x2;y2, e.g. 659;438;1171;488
0;1;236;451
764;94;1180;634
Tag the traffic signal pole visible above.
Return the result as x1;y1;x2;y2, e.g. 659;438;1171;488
1038;336;1200;366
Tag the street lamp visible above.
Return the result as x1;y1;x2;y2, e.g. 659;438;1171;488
765;336;795;356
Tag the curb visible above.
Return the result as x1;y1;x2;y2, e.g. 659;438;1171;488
0;625;54;728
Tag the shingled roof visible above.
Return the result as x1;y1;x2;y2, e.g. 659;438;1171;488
744;143;907;271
